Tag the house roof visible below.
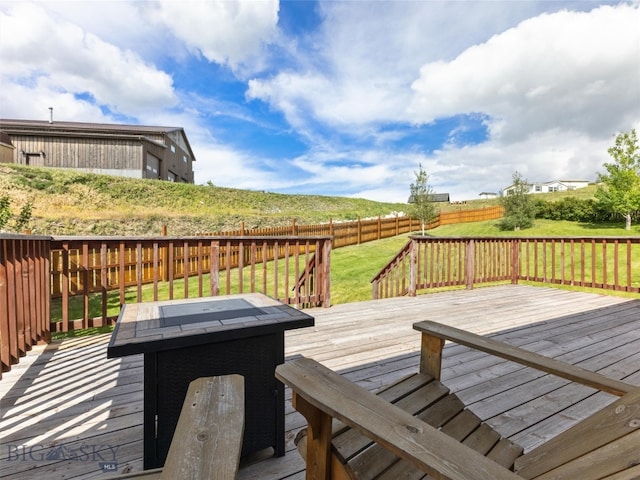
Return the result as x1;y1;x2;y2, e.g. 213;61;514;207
0;118;182;134
502;179;590;191
408;193;450;203
0;119;196;160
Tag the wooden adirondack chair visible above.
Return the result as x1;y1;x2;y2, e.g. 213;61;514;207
276;321;640;480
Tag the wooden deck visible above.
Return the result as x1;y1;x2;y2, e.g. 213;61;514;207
1;285;639;479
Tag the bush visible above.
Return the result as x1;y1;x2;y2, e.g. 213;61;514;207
535;197;623;223
0;195;33;232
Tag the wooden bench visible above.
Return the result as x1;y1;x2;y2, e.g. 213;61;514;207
276;321;640;480
107;375;245;480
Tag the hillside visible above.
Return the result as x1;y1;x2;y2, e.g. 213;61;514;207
1;164;600;236
0;164;419;236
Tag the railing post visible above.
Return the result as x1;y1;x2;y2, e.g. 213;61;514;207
409;238;417;296
511;239;520;284
465;239;475;290
161;225;169;281
322;239;331;307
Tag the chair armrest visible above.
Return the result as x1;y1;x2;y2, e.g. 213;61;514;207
414;320;634;397
161;375;245;480
104;375;244;480
276;357;521;480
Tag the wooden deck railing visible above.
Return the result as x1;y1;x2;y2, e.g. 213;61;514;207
49;235;332;333
372;236;640;299
0;234;331;376
1;234;51;379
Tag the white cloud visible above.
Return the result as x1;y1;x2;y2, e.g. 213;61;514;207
246;1;590;130
409;4;640;142
0;2;176;119
156;0;279;71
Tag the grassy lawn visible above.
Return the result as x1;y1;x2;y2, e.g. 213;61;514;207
429;218;640;237
330;234;413;304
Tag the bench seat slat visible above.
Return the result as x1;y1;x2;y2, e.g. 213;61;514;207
277;358;522;480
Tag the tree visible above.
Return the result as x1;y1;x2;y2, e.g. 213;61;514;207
0;196;33;233
409;164;437;235
499;171;536;231
595;129;640;230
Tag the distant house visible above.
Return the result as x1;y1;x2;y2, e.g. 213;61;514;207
0;119;196;183
479;192;498;199
408;193;450;203
502;180;590;196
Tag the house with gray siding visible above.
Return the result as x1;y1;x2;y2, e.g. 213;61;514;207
0;119;196;183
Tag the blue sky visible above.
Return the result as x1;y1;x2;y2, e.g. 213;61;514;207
1;1;639;202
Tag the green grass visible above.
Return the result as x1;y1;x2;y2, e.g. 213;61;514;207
330;234;413;304
428;218;640;237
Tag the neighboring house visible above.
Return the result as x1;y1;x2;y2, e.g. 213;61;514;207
408;193;450;203
479;192;498;199
0;119;196;183
502;180;590;196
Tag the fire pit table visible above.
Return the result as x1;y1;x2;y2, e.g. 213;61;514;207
107;293;314;469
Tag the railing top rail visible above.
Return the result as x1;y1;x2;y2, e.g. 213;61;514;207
50;235;333;243
371;239;412;282
0;233;52;240
410;235;640;242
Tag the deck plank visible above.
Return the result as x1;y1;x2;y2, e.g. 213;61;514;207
0;285;638;479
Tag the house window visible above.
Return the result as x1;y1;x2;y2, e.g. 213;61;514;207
183;155;188;163
535;185;542;192
170;145;176;153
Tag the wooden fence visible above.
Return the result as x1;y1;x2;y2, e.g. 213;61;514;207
203;206;505;248
372;236;640;299
48;207;504;299
49;236;332;333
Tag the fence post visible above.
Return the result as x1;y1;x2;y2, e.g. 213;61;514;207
357;217;362;244
409;238;417;296
465;239;475;290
